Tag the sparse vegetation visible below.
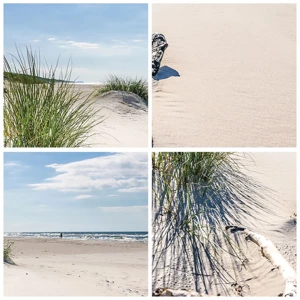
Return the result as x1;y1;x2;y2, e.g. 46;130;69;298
4;240;14;263
152;152;274;293
4;47;104;147
97;75;148;104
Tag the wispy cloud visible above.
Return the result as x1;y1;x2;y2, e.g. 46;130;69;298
48;37;99;49
118;186;148;193
108;194;118;197
75;195;94;200
97;205;147;213
4;161;21;168
28;153;147;193
71;42;99;49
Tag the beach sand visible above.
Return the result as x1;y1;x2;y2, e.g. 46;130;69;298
152;4;296;147
75;85;148;147
4;238;148;296
152;153;296;296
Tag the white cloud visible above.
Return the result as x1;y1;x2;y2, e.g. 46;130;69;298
132;39;143;43
48;37;99;49
97;205;147;213
75;195;94;200
4;161;21;167
71;42;99;49
28;153;148;193
108;194;118;197
33;39;40;42
118;186;148;193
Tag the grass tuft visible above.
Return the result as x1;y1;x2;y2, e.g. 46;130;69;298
96;75;148;104
4;46;105;147
4;240;14;263
152;152;275;293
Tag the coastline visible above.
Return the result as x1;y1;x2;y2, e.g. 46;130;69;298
4;237;148;296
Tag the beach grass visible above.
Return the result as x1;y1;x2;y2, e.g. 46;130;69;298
96;75;148;104
152;152;274;291
4;47;104;147
4;240;14;263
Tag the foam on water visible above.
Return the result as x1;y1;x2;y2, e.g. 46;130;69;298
4;231;148;242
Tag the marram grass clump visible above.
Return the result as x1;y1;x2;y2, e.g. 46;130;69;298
152;152;275;292
97;75;148;104
4;240;14;263
4;47;104;147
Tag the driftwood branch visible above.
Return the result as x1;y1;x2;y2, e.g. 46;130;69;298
153;288;200;297
226;225;297;297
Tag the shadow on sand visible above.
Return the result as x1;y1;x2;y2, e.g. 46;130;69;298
153;66;180;81
152;157;277;296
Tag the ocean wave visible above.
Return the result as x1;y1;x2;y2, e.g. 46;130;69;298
4;232;148;242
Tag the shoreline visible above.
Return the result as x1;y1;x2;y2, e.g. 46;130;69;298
4;238;148;296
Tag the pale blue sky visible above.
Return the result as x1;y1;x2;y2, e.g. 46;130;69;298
4;152;148;232
4;4;148;82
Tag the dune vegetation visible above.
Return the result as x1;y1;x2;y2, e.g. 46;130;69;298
152;152;274;295
4;240;14;264
4;47;104;147
96;75;148;104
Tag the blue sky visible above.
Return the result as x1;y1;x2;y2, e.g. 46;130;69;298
4;4;148;82
4;152;148;232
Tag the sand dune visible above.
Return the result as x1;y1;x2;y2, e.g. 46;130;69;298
75;85;148;147
4;238;148;296
152;4;296;147
152;153;296;296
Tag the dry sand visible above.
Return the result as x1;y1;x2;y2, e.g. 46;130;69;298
152;153;296;296
152;4;296;147
75;85;148;147
4;238;148;296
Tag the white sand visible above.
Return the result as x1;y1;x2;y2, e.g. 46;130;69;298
152;4;296;147
75;85;148;147
152;153;296;296
4;238;148;296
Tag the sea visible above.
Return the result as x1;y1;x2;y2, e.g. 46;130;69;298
4;231;148;243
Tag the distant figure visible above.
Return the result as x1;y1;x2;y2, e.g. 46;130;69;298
60;233;63;238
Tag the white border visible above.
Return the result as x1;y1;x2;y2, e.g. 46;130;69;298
1;1;299;300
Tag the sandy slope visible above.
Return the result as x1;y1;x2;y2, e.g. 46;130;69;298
152;153;296;296
4;238;148;296
74;85;148;147
152;4;296;147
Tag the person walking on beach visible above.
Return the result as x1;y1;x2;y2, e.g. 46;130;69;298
60;233;63;238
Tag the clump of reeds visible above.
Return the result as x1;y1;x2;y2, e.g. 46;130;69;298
152;152;274;292
4;47;104;147
4;240;14;263
97;75;148;104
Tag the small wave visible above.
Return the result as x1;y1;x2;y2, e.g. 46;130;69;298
4;232;148;242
